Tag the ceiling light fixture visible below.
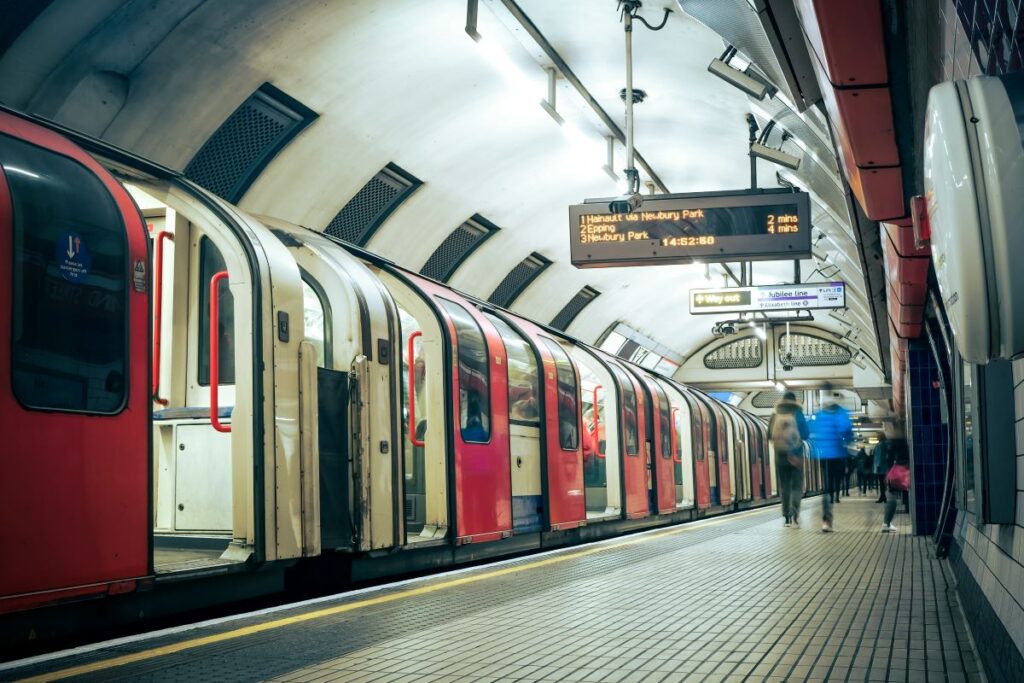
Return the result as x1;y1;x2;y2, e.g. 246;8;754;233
708;46;775;100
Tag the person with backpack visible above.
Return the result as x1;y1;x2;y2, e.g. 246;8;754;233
810;385;854;533
768;391;809;528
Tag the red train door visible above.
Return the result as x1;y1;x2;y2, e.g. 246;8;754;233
683;390;712;509
745;414;764;500
0;113;149;612
419;284;512;544
537;334;587;529
638;373;676;514
605;359;648;519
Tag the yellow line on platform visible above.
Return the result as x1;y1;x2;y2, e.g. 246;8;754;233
18;507;772;682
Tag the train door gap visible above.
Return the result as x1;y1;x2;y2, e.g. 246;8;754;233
572;349;621;521
127;182;251;575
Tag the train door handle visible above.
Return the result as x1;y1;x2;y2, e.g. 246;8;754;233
209;271;231;433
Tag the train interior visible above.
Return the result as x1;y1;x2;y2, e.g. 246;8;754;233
662;382;696;510
571;344;621;521
128;181;256;574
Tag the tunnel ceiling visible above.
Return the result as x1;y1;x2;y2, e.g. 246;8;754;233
0;0;885;390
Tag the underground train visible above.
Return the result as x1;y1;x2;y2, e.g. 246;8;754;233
0;108;819;646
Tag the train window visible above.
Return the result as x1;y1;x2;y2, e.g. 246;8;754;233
301;275;331;368
609;364;639;454
650;381;671;459
439;299;490;443
198;237;235;386
4;134;128;413
542;338;579;451
485;314;539;426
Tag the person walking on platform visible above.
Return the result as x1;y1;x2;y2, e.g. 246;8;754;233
872;433;890;503
769;391;809;528
857;446;870;495
881;439;910;532
810;385;853;533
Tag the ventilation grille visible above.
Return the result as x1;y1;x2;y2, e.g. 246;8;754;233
550;286;600;331
703;337;763;369
488;253;551;308
420;215;498;282
778;333;851;366
184;83;316;202
324;163;421;245
751;391;784;409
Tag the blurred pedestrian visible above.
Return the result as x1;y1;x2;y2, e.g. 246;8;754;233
769;391;809;528
872;434;890;503
857;446;870;495
882;439;910;532
810;384;853;533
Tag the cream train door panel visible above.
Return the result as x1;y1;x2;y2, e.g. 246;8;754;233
375;269;450;541
128;180;303;564
261;219;403;552
567;344;622;518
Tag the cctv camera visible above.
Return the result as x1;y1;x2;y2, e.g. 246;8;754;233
708;58;768;100
608;192;643;214
750;142;801;171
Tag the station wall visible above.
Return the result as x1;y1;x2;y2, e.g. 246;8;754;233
935;3;1024;680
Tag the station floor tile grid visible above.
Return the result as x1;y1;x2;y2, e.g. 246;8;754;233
7;496;983;683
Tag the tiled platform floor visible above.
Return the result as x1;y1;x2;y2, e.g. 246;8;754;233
5;495;983;682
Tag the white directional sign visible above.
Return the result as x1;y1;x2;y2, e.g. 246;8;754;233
689;282;846;315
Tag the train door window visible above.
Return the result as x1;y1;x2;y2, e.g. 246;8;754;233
485;314;539;425
439;299;490;443
650;381;671;459
197;236;235;385
609;364;638;454
301;274;331;368
3;134;128;413
542;338;579;450
961;358;975;511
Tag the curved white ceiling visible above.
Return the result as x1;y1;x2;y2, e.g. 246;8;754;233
0;0;882;383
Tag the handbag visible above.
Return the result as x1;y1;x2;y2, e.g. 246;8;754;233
886;463;910;492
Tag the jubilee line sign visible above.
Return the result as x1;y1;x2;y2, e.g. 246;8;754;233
689;282;846;315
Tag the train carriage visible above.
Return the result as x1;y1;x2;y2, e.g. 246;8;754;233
0;108;775;646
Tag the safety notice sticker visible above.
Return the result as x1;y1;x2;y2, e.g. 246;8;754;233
55;232;91;282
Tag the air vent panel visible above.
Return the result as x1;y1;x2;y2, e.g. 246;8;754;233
184;83;317;202
778;333;852;366
327;163;423;245
420;215;498;282
488;253;551;308
751;391;784;408
703;337;764;369
324;163;421;245
550;286;600;331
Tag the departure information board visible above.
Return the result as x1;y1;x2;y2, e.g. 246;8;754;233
689;282;846;315
569;189;811;268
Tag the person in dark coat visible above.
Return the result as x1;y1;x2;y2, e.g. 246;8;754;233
768;391;810;527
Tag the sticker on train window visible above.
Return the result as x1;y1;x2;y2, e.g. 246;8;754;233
133;259;147;292
54;231;91;281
